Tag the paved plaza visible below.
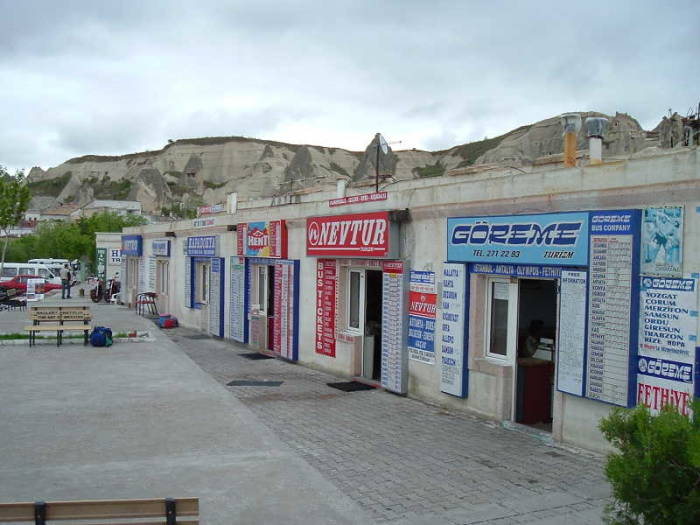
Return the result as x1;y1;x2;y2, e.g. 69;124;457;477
0;300;611;524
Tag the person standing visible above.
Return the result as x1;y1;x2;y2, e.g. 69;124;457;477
60;263;72;299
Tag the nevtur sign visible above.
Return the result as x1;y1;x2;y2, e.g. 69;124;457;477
306;211;397;258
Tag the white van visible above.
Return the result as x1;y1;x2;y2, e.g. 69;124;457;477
0;263;62;284
27;258;69;278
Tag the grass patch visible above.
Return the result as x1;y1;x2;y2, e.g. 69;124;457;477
203;180;227;190
414;161;446;178
27;172;72;197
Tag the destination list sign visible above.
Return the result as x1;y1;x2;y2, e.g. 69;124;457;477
557;270;588;396
440;263;468;397
637;276;697;416
586;212;636;406
381;262;407;394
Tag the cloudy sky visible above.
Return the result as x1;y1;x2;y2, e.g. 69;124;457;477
1;0;698;172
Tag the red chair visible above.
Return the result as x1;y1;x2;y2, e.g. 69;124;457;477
136;292;159;317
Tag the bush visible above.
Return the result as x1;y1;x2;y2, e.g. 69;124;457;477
599;402;700;524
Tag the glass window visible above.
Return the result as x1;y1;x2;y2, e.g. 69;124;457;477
349;270;361;330
37;268;49;278
196;261;209;304
489;282;510;357
2;267;17;278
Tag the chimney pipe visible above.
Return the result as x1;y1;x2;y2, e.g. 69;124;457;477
336;179;347;198
585;117;609;165
560;113;582;167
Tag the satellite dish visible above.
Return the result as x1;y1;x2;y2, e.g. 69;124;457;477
379;134;389;155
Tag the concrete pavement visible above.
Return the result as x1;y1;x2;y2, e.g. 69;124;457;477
0;302;370;524
174;329;612;525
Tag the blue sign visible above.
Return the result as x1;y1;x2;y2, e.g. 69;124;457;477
121;235;143;256
447;212;589;266
152;239;171;257
408;270;437;364
589;210;636;235
186;236;218;257
638;356;693;384
469;263;563;278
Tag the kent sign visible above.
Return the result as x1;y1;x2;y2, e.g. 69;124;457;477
306;211;397;258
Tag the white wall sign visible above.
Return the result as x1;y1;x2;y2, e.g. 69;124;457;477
184;257;192;308
586;232;634;406
209;258;224;337
557;270;588;396
380;262;407;394
230;257;246;342
637;276;697;416
440;263;468;397
147;256;156;292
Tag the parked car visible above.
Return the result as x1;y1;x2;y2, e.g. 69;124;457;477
0;275;62;294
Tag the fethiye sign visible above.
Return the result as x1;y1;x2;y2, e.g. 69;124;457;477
447;212;590;266
306;211;397;258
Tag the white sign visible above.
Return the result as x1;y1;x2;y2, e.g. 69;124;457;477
557;270;588;396
209;258;223;336
110;249;122;264
230;257;246;342
380;264;407;394
440;263;467;397
586;233;634;406
184;257;192;308
637;276;697;416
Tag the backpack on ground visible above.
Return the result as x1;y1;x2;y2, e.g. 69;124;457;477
90;326;113;347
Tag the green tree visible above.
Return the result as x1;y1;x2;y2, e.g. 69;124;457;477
0;166;31;274
599;402;700;524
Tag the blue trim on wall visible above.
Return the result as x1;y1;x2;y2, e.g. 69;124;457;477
695;347;700;399
462;267;470;398
627;209;642;408
189;257;195;309
218;257;225;337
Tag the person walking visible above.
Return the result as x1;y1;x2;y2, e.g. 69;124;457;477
60;263;72;299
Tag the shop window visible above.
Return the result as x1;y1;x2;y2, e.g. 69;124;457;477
195;261;210;304
156;260;169;295
347;269;365;333
485;278;516;359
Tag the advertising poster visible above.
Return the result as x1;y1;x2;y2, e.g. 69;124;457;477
637;276;697;416
240;220;287;258
381;262;407;394
408;270;437;365
641;206;683;277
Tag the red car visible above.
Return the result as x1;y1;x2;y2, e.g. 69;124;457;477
0;275;63;294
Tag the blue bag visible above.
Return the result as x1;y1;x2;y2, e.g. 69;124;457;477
90;326;113;347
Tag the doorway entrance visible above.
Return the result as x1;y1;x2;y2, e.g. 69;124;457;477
515;279;557;431
348;268;384;382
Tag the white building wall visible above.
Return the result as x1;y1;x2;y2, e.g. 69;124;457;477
120;147;700;452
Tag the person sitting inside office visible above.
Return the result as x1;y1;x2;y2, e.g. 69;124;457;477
520;320;544;358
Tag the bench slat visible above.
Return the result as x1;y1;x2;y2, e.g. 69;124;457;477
0;498;198;521
24;325;91;331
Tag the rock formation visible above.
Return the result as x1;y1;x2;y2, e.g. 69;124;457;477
26;111;678;214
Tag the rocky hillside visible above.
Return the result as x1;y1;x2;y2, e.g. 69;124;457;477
27;111;682;214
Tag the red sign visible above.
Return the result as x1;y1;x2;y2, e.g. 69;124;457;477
329;191;388;207
238;220;287;258
409;290;437;318
382;260;404;274
315;259;336;357
307;211;391;257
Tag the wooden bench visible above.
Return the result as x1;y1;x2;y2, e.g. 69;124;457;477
0;497;199;524
24;306;92;347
